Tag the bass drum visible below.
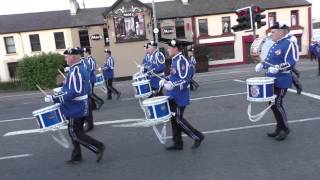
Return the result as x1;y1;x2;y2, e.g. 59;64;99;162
250;36;274;63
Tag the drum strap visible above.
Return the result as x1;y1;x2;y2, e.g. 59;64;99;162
247;100;275;122
152;124;167;144
50;128;70;149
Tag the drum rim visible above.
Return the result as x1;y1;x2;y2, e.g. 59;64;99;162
142;96;169;105
132;79;150;86
246;77;275;83
33;103;61;116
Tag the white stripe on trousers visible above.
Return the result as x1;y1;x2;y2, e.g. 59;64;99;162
175;107;200;140
68;118;99;153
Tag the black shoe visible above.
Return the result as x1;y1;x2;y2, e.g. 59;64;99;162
192;135;205;149
116;92;121;100
275;130;288;141
165;144;183;151
96;145;105;163
66;159;82;164
267;129;280;137
84;125;94;132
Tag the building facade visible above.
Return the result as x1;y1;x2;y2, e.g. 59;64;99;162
0;0;313;82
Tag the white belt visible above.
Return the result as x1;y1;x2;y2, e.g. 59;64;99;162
73;95;88;101
152;72;165;77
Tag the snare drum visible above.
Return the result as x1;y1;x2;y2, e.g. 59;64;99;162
142;96;172;121
132;79;152;98
52;87;63;94
250;36;274;62
95;73;105;87
132;72;148;82
246;77;276;102
32;104;65;130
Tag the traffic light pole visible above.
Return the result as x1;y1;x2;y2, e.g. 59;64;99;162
250;7;257;39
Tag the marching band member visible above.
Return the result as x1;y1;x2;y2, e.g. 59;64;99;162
140;43;150;73
83;47;105;110
255;22;296;141
79;48;95;132
287;34;302;94
146;40;166;96
44;48;105;164
101;49;121;100
159;39;204;150
309;40;320;75
187;46;199;91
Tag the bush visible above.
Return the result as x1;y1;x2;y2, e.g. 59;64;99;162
16;53;66;90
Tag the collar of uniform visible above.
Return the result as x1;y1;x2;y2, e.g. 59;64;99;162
71;62;82;67
276;33;290;42
172;52;182;60
151;50;158;56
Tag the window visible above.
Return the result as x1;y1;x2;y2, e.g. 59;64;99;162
222;17;231;33
268;12;276;28
79;30;90;48
103;28;109;46
199;43;234;61
7;62;18;79
4;36;16;54
29;34;41;51
198;19;208;35
175;19;185;39
54;32;66;49
291;10;299;26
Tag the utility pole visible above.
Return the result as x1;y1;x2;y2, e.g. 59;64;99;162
151;0;159;44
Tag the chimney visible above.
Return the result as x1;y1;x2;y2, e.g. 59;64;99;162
69;0;80;15
181;0;189;5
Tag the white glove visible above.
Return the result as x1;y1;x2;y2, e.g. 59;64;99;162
64;67;70;73
159;79;166;87
98;67;102;72
164;81;174;91
268;66;279;74
255;63;263;73
139;65;144;73
44;95;53;103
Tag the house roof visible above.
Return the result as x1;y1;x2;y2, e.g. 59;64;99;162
151;0;311;19
0;7;108;34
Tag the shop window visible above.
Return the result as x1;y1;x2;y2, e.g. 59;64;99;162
200;43;234;61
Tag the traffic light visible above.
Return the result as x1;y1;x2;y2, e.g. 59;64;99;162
232;7;253;32
252;6;266;29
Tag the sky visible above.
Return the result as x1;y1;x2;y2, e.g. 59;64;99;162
0;0;319;19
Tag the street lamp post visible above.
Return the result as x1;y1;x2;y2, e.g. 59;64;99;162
151;0;159;44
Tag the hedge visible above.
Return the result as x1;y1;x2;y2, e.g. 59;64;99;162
16;53;66;90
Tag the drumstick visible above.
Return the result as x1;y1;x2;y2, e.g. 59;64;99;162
35;84;48;96
261;60;276;67
57;68;66;79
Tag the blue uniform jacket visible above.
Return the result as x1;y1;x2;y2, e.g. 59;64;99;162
310;43;320;59
52;62;89;118
86;55;97;85
165;52;190;107
188;55;197;77
263;34;297;88
142;53;150;73
148;51;166;89
102;56;115;79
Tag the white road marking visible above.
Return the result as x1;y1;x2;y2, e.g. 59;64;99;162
0;92;42;99
164;116;320;139
3;118;144;136
191;92;246;101
0;154;32;161
233;79;320;100
0;117;34;123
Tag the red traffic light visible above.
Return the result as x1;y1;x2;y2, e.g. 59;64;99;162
252;6;265;14
236;9;250;16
